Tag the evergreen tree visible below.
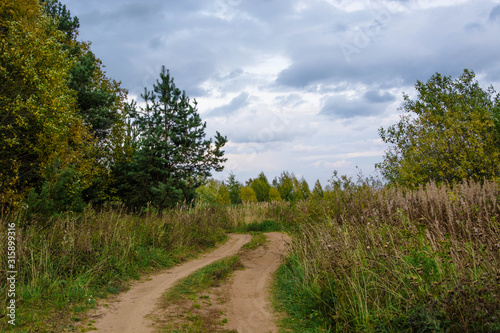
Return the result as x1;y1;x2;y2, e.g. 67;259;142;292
275;171;295;202
226;172;242;204
312;179;324;198
114;67;227;213
299;177;311;200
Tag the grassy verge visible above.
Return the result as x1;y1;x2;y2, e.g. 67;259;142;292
241;232;267;250
154;232;271;332
273;179;500;332
0;205;235;332
156;256;243;332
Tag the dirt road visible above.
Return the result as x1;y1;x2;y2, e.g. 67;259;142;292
225;232;290;333
92;234;251;333
91;232;289;332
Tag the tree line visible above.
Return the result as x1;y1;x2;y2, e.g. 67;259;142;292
195;171;326;205
1;0;499;219
0;0;226;219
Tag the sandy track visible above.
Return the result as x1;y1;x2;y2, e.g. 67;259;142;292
92;233;251;333
225;232;291;333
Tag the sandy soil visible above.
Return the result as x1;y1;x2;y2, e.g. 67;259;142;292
91;233;251;333
224;232;291;333
90;232;290;333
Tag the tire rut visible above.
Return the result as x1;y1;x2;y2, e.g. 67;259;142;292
92;234;251;333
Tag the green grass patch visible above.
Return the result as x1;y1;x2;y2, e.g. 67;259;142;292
241;232;267;250
163;255;243;302
273;254;335;332
236;219;283;233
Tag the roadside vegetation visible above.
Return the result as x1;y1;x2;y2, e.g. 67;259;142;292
2;0;500;332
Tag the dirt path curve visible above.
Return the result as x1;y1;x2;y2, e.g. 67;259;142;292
225;232;291;333
92;233;251;333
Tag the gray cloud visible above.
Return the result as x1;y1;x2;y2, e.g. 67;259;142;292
274;94;305;107
64;0;500;182
207;92;250;117
489;5;500;22
320;95;388;119
364;90;395;103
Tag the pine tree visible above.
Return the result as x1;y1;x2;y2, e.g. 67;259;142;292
114;67;227;213
226;172;242;204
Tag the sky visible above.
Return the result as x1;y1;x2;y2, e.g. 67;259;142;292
63;0;500;186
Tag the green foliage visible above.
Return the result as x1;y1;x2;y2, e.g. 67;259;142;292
274;254;335;332
274;171;295;202
238;219;282;232
195;179;231;206
0;204;234;331
24;158;86;221
240;186;258;203
0;0;96;208
195;179;220;206
41;0;80;41
113;67;227;212
274;178;500;332
227;172;242;204
216;183;231;205
378;69;500;187
311;179;324;198
248;172;271;202
164;255;242;301
269;187;282;202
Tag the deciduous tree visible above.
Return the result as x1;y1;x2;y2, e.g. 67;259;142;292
0;0;95;207
377;69;500;186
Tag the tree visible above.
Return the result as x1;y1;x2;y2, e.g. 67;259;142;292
268;187;282;202
249;172;271;202
114;67;227;213
195;179;219;206
226;172;242;204
216;183;231;205
377;69;500;187
312;179;324;198
274;171;295;202
240;186;258;203
0;0;96;208
41;0;128;205
195;179;230;206
299;177;311;199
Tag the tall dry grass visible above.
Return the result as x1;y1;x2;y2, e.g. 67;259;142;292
0;204;239;331
275;180;500;332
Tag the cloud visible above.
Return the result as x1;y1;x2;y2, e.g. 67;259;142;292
489;4;500;22
320;95;388;119
274;93;305;107
65;0;500;184
207;92;250;116
363;90;396;103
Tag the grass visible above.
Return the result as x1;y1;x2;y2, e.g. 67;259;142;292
4;178;497;332
157;256;244;333
156;231;271;332
241;232;268;250
0;204;235;332
162;256;244;303
273;179;500;332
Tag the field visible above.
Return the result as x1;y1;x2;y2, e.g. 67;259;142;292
1;180;499;332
